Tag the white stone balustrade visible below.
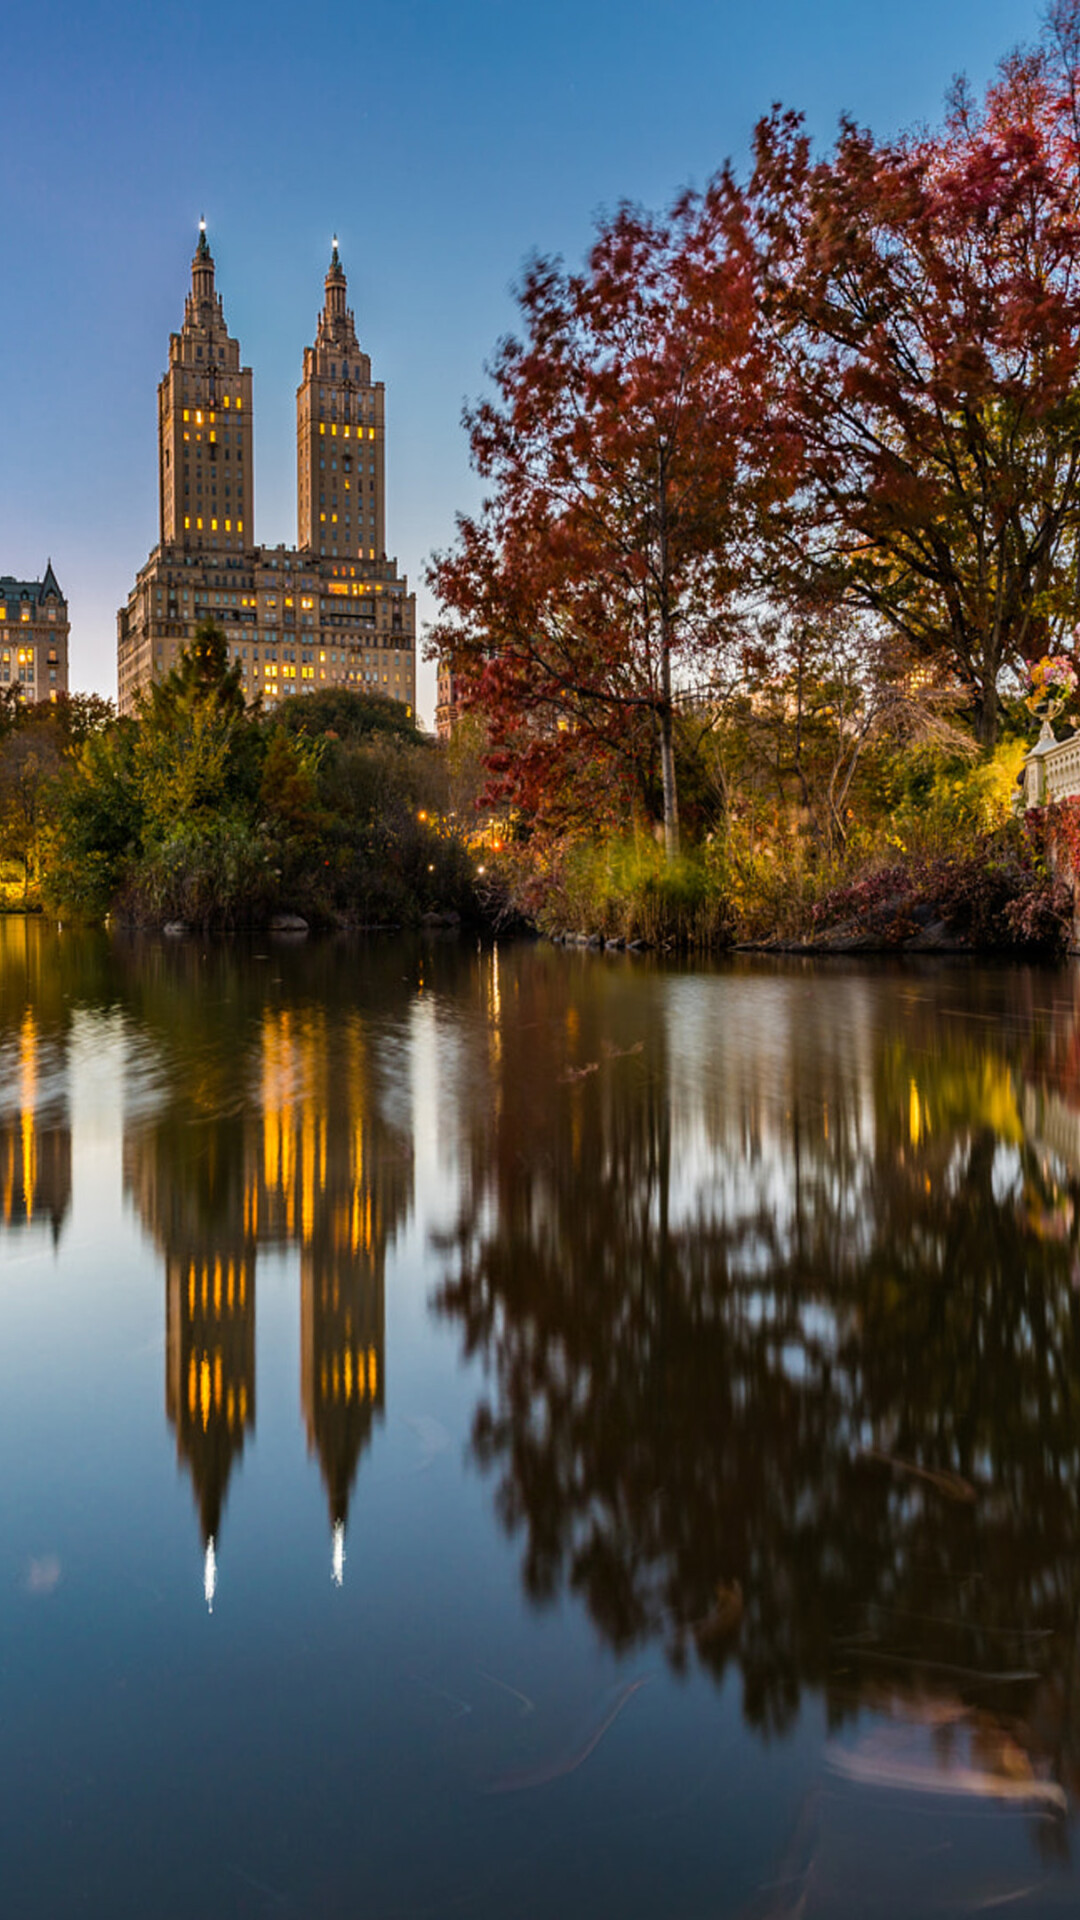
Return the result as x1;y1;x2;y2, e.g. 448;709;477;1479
1024;728;1080;807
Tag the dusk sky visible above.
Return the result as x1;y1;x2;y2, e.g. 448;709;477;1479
2;0;1043;725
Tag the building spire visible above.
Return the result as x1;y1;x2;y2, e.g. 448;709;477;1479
324;236;348;324
192;219;215;304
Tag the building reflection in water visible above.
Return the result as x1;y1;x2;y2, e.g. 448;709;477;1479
122;954;412;1598
165;1242;255;1610
0;920;72;1242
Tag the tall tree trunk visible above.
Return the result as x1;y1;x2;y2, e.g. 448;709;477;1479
659;702;679;860
657;448;679;861
973;676;1000;749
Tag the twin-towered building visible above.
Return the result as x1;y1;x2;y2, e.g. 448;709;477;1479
117;226;416;717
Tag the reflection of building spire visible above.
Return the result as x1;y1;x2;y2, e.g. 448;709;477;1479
204;1534;217;1613
331;1518;345;1588
163;1249;256;1567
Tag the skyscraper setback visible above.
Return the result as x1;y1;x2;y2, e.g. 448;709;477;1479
118;227;416;717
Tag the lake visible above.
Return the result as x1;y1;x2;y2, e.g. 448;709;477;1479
3;917;1080;1917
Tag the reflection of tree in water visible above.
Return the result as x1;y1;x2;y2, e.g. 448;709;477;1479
120;937;413;1577
434;955;1080;1802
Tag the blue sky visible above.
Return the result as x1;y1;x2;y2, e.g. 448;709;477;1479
1;0;1043;723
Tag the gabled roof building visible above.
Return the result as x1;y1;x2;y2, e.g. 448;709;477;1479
0;564;69;700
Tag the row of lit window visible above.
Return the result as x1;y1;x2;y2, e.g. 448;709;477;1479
0;649;37;664
182;430;243;447
181;403;243;422
187;1259;247;1316
184;517;244;533
187;1350;249;1431
319;424;376;439
320;1346;378;1403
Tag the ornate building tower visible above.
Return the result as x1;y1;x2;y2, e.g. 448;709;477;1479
158;222;254;552
296;242;384;561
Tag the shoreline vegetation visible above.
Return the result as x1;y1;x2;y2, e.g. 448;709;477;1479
0;629;480;937
0;627;1073;957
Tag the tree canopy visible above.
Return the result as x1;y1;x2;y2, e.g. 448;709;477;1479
432;0;1080;849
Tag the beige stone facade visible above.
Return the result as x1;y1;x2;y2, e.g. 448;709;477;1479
118;229;416;718
0;563;69;702
435;657;460;742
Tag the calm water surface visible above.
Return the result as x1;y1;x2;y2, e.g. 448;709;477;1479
5;919;1080;1916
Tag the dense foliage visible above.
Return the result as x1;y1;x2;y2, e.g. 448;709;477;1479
0;624;476;930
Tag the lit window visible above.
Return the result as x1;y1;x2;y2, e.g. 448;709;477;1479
183;409;190;421
211;519;218;531
184;516;191;529
197;518;203;530
319;423;325;436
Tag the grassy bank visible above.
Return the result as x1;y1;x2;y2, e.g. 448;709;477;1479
483;740;1075;959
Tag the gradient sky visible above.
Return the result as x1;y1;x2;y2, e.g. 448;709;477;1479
1;0;1044;724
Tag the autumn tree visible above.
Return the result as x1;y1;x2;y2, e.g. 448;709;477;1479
745;4;1080;745
429;196;771;855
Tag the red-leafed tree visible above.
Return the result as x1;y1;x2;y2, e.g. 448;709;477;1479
428;196;775;855
745;0;1080;745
